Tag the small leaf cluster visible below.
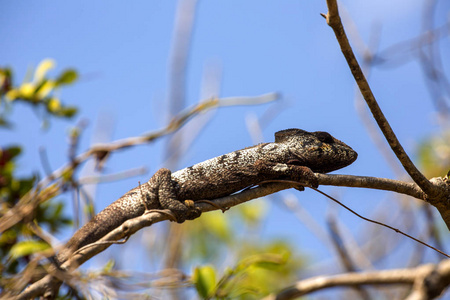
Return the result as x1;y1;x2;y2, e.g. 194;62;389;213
0;59;78;127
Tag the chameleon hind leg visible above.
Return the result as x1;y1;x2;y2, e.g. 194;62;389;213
148;168;201;223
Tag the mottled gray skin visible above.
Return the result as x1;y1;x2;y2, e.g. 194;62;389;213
58;129;357;264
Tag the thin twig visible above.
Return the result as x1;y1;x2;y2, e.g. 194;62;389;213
38;147;53;177
312;188;450;259
165;0;198;169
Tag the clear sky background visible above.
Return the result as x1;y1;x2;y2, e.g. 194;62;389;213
1;0;449;287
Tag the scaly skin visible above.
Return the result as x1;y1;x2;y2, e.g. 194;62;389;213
57;128;357;264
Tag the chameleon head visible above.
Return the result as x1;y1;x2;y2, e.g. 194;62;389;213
274;128;358;173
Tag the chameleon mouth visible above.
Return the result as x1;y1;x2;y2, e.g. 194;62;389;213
309;144;358;173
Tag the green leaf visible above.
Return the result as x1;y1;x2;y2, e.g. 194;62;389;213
9;240;50;259
36;80;55;99
34;59;55;83
47;98;61;113
0;229;17;245
235;253;287;273
5;88;21;101
193;265;217;298
18;82;36;99
0;67;12;90
1;146;22;161
103;260;116;272
56;69;77;85
59;106;77;118
0;67;12;79
45;99;77;118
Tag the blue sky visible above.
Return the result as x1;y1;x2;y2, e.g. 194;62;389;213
1;0;449;278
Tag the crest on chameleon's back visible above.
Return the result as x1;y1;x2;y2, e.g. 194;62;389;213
274;128;310;143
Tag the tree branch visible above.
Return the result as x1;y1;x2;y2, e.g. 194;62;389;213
317;173;450;230
316;173;426;200
264;259;450;300
13;169;450;298
13;171;450;298
12;182;294;299
322;0;440;198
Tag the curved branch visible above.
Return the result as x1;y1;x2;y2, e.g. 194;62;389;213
13;182;294;299
12;172;450;298
12;172;449;298
264;259;450;300
322;0;438;198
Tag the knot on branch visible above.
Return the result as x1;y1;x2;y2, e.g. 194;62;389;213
427;177;450;205
425;177;450;231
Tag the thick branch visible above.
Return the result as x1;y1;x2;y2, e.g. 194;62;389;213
322;0;438;198
14;172;450;299
14;171;450;298
13;182;293;299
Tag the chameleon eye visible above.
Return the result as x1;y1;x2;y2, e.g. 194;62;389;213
315;132;334;144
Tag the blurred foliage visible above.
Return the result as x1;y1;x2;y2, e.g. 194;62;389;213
0;59;78;127
418;131;450;178
184;200;268;261
185;201;303;299
193;250;297;299
0;59;76;288
0;145;71;277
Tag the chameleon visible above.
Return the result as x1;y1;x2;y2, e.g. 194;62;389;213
57;128;357;264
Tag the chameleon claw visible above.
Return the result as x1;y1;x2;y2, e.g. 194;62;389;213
182;200;202;220
184;199;195;209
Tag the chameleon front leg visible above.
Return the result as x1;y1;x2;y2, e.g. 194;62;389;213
254;160;319;188
149;168;201;223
